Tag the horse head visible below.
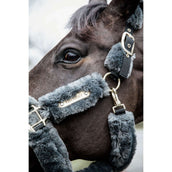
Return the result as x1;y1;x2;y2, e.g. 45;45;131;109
29;0;143;171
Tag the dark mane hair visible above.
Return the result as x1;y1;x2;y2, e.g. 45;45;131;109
68;2;107;36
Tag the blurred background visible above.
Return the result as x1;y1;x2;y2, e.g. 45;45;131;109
29;0;88;70
29;0;143;171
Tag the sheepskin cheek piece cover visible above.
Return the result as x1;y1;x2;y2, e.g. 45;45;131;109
29;73;136;172
104;43;136;79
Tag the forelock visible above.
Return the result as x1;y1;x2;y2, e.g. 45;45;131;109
67;2;107;37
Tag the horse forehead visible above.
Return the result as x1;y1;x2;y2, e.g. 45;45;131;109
96;29;114;44
57;30;114;51
55;24;117;53
90;27;115;49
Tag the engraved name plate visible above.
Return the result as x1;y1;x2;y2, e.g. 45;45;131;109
58;91;90;108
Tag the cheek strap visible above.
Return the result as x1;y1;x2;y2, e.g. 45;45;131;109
104;5;143;79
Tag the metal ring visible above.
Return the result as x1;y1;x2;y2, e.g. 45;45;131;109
103;72;120;91
103;72;111;80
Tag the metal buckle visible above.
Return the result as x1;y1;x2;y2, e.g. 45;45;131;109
121;31;135;56
29;105;47;132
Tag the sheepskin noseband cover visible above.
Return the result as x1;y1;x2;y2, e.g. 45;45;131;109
29;72;136;172
38;72;110;124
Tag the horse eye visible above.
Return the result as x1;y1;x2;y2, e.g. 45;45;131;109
62;49;81;64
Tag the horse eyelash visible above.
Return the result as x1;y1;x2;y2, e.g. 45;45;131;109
54;49;82;64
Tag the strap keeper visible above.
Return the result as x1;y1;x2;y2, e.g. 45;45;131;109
112;104;126;114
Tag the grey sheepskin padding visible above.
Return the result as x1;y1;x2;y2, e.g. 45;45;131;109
29;108;136;172
29;122;72;172
104;43;125;77
29;99;136;172
29;96;39;107
108;111;136;171
104;43;135;79
39;72;110;124
127;5;143;30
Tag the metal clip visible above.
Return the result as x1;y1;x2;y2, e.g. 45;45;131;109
111;88;121;105
110;88;126;114
103;73;126;113
29;105;47;132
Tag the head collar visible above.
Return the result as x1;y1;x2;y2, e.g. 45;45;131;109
29;3;143;172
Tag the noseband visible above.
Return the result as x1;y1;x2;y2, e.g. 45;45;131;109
29;3;143;172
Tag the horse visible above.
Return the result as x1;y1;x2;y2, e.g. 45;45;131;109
29;0;143;171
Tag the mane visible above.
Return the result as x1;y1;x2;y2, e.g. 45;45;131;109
68;3;107;37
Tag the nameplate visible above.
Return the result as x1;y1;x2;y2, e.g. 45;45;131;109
58;91;90;108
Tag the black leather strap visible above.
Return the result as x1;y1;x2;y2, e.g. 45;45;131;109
119;54;132;78
119;27;135;79
115;108;126;115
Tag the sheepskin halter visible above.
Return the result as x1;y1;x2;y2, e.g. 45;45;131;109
29;3;143;172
